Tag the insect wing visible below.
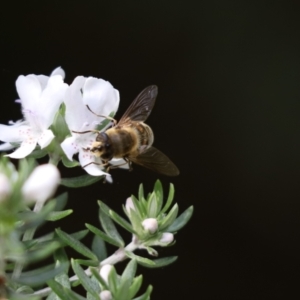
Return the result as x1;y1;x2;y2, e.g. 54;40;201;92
118;85;158;125
129;146;179;176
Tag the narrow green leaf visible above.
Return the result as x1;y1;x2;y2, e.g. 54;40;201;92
125;251;156;266
147;193;159;218
133;285;153;300
128;275;143;299
54;192;68;211
14;263;66;287
154;180;163;212
46;209;73;221
160;183;175;215
61;174;104;188
165;206;194;232
75;259;99;267
159;203;179;231
138;183;144;201
56;229;98;261
138;256;178;268
86;223;123;248
92;235;107;261
121;259;137;285
71;259;100;299
107;266;118;295
90;268;109;290
99;209;124;247
62;156;80;168
99;201;136;234
71;229;89;241
26;241;61;264
27;147;48;159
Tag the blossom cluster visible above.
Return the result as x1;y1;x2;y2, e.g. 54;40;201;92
0;68;124;179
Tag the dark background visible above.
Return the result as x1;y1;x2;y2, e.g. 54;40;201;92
1;1;300;299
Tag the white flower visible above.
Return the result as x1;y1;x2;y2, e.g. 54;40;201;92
100;290;112;300
142;218;158;234
22;164;60;205
60;76;120;178
0;173;11;202
0;67;68;158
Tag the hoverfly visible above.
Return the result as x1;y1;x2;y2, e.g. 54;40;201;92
73;85;179;176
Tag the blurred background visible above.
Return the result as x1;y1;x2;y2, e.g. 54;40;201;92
1;1;300;299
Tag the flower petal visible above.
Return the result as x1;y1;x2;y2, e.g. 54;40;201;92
0;123;29;143
0;142;15;151
6;140;37;159
16;75;41;110
79;150;110;177
51;67;65;78
61;136;80;160
83;78;119;119
37;129;54;149
110;158;129;169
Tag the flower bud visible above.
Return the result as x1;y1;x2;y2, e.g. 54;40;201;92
0;173;11;202
142;218;158;234
100;264;113;284
22;164;60;205
125;197;135;213
100;290;112;300
159;232;174;244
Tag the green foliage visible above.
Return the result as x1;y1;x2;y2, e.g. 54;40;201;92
1;154;193;300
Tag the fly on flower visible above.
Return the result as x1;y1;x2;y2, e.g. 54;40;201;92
73;86;180;176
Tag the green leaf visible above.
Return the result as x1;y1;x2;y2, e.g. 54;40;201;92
71;229;89;241
138;256;178;268
46;209;73;221
138;183;144;201
90;268;109;290
47;279;87;300
125;251;156;267
147;192;159;218
92;235;107;261
14;262;66;287
99;201;136;234
61;174;104;188
75;259;99;267
56;229;98;261
54;192;68;211
165;205;194;232
71;259;100;299
153;180;163;212
86;223;123;248
107;266;118;295
159;203;179;231
27;147;48;159
160;183;175;215
62;156;80;168
128;275;143;299
99;209;124;247
133;285;153;300
118;259;137;299
26;241;61;264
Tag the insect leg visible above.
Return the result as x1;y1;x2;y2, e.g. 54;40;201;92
72;130;99;134
86;105;117;126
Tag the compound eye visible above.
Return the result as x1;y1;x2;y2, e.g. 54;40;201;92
105;143;110;148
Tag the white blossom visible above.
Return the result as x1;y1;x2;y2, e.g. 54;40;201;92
0;67;68;158
142;218;158;234
22;164;60;205
61;76;121;178
100;290;112;300
159;232;174;244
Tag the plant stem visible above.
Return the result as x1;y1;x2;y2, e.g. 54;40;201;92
32;239;140;297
